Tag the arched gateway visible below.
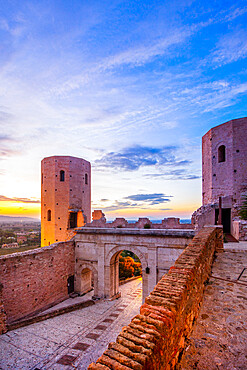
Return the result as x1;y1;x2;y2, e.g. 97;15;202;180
74;227;194;302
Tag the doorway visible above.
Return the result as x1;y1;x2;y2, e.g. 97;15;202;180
215;208;231;233
67;275;74;294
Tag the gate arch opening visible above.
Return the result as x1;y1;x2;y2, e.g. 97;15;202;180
108;247;147;302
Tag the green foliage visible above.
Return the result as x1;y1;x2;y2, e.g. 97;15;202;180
119;254;142;280
239;195;247;220
144;223;151;229
0;228;17;247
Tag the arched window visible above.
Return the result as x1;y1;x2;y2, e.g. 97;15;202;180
47;209;51;221
60;170;65;181
218;145;226;163
85;173;88;185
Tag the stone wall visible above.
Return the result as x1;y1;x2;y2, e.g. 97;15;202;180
0;284;6;334
75;227;195;302
87;214;193;230
88;226;223;370
0;241;75;324
232;220;247;241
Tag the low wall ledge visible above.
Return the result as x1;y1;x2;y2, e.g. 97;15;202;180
75;227;195;237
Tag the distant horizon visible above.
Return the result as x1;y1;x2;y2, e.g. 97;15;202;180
0;214;192;223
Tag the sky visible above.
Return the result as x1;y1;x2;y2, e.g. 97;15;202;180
0;0;246;220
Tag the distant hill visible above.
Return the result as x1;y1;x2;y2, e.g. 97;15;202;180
0;215;40;223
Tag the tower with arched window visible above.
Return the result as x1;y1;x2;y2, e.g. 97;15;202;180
41;156;91;247
193;117;247;236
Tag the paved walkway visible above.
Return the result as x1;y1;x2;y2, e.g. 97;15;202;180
0;278;142;370
179;242;247;369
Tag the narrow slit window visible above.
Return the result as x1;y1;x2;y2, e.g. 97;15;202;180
60;170;65;181
85;173;88;185
47;209;51;221
218;145;226;163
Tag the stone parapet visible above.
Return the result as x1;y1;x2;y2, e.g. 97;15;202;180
88;226;223;370
86;216;193;230
76;227;195;238
0;241;75;324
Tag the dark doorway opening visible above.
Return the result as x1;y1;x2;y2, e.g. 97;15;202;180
69;212;77;228
67;275;74;294
215;208;231;233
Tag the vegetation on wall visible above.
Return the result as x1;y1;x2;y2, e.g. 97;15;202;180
119;250;142;280
239;195;247;220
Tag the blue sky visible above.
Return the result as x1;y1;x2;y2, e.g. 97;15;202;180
0;0;246;219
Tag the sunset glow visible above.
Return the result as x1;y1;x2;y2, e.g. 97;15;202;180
0;1;246;221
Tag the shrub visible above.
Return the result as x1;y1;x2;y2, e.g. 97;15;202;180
239;195;247;220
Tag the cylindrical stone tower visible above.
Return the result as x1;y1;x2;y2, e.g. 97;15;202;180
202;117;247;208
41;156;91;247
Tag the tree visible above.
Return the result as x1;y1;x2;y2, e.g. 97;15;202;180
239;195;247;220
119;255;142;280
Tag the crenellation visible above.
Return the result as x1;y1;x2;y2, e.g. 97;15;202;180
85;215;193;229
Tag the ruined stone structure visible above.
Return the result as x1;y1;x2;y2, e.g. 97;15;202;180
193;117;247;239
89;226;223;370
90;210;193;229
74;228;194;302
41;155;91;247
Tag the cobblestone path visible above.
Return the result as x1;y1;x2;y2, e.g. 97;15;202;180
0;278;142;370
179;243;247;370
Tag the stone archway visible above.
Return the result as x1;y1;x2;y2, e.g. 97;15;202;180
75;262;98;297
105;245;148;302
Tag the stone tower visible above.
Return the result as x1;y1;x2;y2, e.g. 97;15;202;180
41;156;91;247
202;117;247;208
192;117;247;237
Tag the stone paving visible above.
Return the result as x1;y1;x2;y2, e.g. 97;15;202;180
179;242;247;370
1;242;246;370
0;278;142;370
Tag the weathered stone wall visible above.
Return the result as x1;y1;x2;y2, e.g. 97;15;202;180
0;241;75;324
0;284;6;334
202;117;247;206
232;220;247;241
75;228;195;302
88;226;223;370
87;215;193;229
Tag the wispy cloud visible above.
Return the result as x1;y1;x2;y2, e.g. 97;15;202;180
144;169;201;181
211;29;247;67
95;145;191;171
98;192;173;212
0;134;15;142
0;148;21;158
0;195;41;203
125;193;173;205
